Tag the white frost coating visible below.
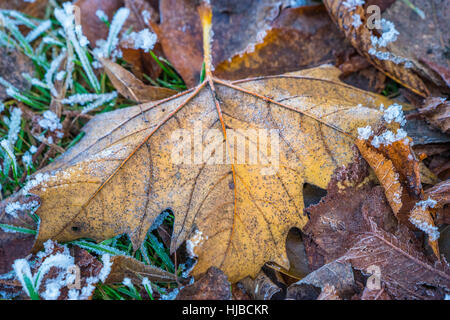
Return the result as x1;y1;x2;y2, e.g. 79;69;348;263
343;0;365;10
186;229;206;258
25;20;51;42
81;91;117;114
42;280;62;300
351;14;362;28
45;48;67;96
34;253;74;290
409;215;440;241
5;200;39;218
12;259;33;297
370;19;398;48
123;28;157;52
416;198;437;210
98;254;112;282
160;288;180;300
382;103;406;126
101;7;129;58
122;277;132;287
357;125;373;140
22;172;52;195
96;10;108;22
38;110;63;132
371;129;407;148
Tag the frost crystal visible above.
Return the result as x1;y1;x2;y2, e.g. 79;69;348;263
371;129;407;148
343;0;365;10
122;277;132;287
5;200;39;218
416;198;437;210
357;125;373;140
382;103;406;126
371;19;399;48
123;29;157;52
351;14;362;28
96;10;108;23
101;7;130;59
409;215;440;241
98;254;112;282
186;229;206;258
25;20;51;42
38;110;62;132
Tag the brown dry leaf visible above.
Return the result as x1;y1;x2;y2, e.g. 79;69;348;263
0;194;40;274
176;267;231;300
214;4;352;81
360;285;391;300
26;62;393;282
156;0;350;87
75;0;123;45
238;271;282;300
425;180;450;207
22;2;402;283
103;255;176;284
409;204;440;257
418;97;450;134
75;0;162;79
379;0;450;90
323;0;429;97
120;0;164;79
286;261;355;300
355;139;404;216
0;0;48;18
316;284;341;300
101;58;177;102
0;47;34;100
303;153;398;265
338;219;450;299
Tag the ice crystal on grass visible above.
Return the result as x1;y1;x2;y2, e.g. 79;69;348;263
99;7;130;59
96;10;108;23
25;20;51;42
55;3;100;92
45;48;67;96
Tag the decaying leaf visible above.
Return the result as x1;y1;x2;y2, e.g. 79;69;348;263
25;61;395;282
360;285;391;300
355;139;404;215
103;255;176;284
316;284;341;300
214;4;352;81
101;58;177;103
155;1;352;86
323;0;430;97
238;271;282;300
286;261;355;300
0;0;48;18
339;219;450;299
12;1;417;284
0;193;40;274
0;47;34;101
176;267;231;300
418;97;450;134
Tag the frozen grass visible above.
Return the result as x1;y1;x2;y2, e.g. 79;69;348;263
0;1;184;300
